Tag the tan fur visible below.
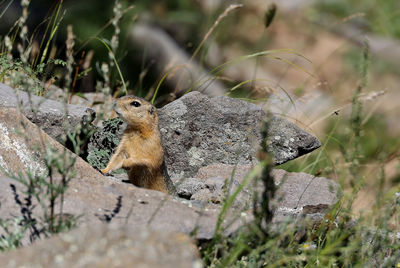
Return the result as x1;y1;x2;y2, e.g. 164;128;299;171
101;96;168;193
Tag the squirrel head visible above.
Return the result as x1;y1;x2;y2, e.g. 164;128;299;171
114;95;158;131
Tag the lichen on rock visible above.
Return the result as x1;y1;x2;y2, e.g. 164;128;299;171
86;117;125;170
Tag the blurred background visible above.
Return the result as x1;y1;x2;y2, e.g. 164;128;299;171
2;0;400;212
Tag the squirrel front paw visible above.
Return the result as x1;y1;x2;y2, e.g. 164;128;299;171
100;168;109;175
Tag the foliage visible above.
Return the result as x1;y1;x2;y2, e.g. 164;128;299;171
314;0;400;38
86;117;124;170
200;39;400;267
0;145;79;251
0;0;97;251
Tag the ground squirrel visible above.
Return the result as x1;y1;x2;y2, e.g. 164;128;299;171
101;95;174;194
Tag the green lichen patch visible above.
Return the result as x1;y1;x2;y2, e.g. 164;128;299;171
86;117;125;170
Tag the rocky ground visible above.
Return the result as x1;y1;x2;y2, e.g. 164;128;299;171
0;83;340;267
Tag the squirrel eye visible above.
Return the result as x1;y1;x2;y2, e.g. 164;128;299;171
130;101;141;107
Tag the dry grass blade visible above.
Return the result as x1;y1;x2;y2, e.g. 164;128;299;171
308;90;386;128
0;0;14;20
191;4;243;61
64;25;74;95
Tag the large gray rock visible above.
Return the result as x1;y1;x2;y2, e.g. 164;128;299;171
0;223;202;268
272;168;340;220
0;83;95;143
158;92;321;177
172;177;207;199
0;107;244;241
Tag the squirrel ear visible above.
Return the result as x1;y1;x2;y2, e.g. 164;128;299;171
149;106;155;115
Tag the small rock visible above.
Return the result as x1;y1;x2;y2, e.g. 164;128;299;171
196;164;341;219
272;169;341;220
204;177;226;192
173;177;206;199
196;166;253;209
191;188;223;204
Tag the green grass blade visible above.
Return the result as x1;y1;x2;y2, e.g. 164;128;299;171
95;37;127;95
